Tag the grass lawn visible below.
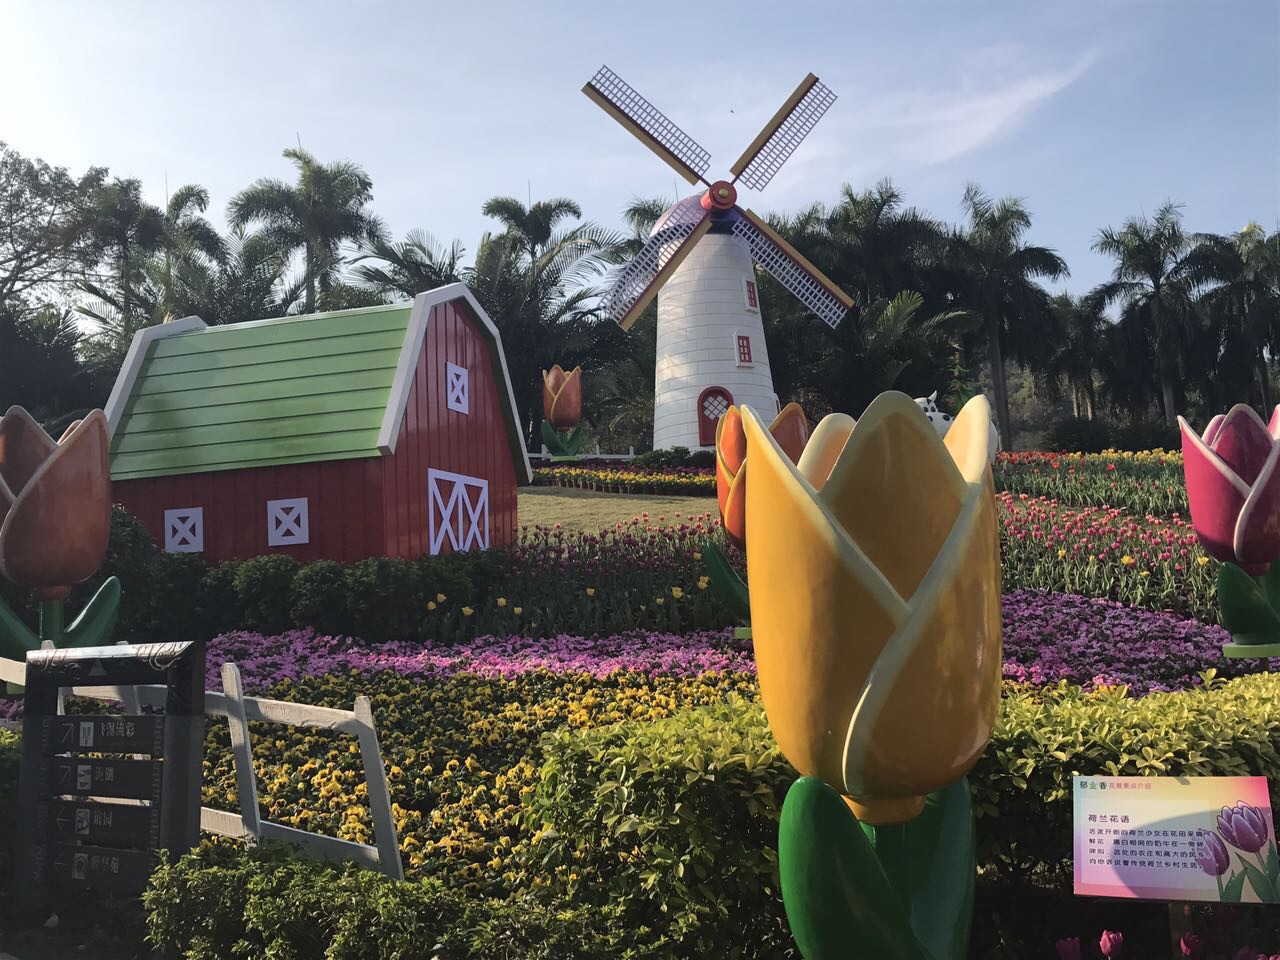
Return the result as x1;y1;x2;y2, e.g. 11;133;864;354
517;486;715;532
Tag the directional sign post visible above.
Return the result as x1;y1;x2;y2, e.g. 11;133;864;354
12;640;204;909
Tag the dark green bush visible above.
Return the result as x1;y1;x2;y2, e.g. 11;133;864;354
197;558;242;638
232;555;299;634
524;676;1280;957
345;558;424;645
1043;416;1112;453
139;551;212;643
144;844;633;960
0;728;20;878
631;445;713;470
1110;419;1180;452
526;700;793;959
289;560;351;637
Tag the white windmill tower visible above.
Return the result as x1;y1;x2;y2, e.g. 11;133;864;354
583;66;854;449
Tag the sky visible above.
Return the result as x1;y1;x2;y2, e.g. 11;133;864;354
1;0;1277;297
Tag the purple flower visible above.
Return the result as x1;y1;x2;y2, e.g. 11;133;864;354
1180;932;1204;957
1099;930;1124;958
1055;937;1081;960
1232;949;1263;960
1217;802;1271;853
1197;832;1231;876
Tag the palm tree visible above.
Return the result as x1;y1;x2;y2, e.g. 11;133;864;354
947;185;1068;447
227;148;385;313
168;226;303;325
818;179;947;305
161;184;226;305
82;178;166;321
352;229;465;299
1192;224;1280;408
1043;293;1106;418
1092;201;1201;425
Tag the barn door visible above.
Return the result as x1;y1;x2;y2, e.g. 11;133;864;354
427;468;489;554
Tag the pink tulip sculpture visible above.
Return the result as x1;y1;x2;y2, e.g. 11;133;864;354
1180;404;1280;655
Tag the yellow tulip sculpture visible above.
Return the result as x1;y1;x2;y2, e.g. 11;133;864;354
741;391;1001;960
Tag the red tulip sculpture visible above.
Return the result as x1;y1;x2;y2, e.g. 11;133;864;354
1180;404;1280;655
0;407;121;665
541;365;584;460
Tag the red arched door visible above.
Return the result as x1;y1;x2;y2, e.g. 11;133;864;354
697;386;734;446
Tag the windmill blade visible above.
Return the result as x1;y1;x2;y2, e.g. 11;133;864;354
600;208;713;331
583;65;712;186
730;74;837;192
732;208;853;328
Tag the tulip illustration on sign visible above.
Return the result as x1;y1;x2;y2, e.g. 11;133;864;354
741;392;1001;960
540;365;584;460
1194;802;1280;903
0;407;121;663
704;402;808;623
1179;405;1280;655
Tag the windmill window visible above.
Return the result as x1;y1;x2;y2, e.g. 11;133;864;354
446;362;469;414
743;278;760;312
697;386;734;446
736;334;753;366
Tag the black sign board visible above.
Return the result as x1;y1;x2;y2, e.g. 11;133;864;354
12;640;204;906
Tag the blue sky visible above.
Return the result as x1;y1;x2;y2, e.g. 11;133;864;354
2;0;1276;296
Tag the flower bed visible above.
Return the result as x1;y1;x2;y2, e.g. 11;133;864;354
1002;589;1278;693
533;463;714;496
999;492;1217;620
995;449;1186;516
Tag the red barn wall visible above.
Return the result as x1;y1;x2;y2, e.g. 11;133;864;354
381;301;519;557
112;457;386;565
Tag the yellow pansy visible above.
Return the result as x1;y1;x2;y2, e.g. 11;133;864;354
462;606;474;617
497;597;507;607
585;588;596;598
427;601;437;611
741;391;1000;826
513;606;523;616
436;593;447;603
671;587;684;600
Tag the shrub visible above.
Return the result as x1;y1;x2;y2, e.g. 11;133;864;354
345;558;424;645
232;555;299;634
197;558;242;639
140;551;213;643
144;844;635;960
0;728;19;877
289;560;351;637
1043;416;1112;453
524;676;1280;954
526;701;792;958
1110;419;1180;452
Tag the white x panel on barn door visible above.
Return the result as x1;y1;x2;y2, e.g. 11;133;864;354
267;497;310;546
446;362;469;414
164;507;204;553
427;469;489;554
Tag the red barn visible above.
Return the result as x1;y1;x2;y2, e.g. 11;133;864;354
104;284;532;564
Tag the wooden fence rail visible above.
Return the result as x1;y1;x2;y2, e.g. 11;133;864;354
0;656;403;880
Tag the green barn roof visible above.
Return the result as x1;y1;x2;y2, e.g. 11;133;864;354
105;285;532;483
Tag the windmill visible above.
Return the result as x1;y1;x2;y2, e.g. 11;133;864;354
584;65;854;449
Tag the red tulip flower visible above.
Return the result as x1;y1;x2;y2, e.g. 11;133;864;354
542;365;582;430
1180;405;1280;575
715;403;808;548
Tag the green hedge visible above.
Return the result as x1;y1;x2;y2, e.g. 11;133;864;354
144;844;638;960
7;507;735;645
521;675;1280;959
0;728;19;880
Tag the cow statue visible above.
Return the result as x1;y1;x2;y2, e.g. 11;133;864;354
915;391;1000;463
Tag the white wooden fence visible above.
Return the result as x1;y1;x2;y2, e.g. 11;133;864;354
0;656;403;880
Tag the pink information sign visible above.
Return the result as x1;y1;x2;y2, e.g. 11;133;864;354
1074;776;1279;903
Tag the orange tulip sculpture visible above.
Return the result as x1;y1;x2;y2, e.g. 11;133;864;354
741;392;1002;960
705;402;809;622
0;407;121;663
540;365;584;460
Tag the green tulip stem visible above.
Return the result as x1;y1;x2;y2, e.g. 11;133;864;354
869;820;912;906
38;598;65;649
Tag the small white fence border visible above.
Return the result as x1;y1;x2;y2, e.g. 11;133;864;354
0;656;403;880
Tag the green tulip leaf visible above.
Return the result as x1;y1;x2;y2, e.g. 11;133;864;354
1261;564;1280;613
1240;858;1279;903
779;777;976;960
1222;869;1247;903
703;540;751;624
0;593;38;661
540;421;582;460
1266;842;1280;885
64;577;121;649
1217;564;1280;646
